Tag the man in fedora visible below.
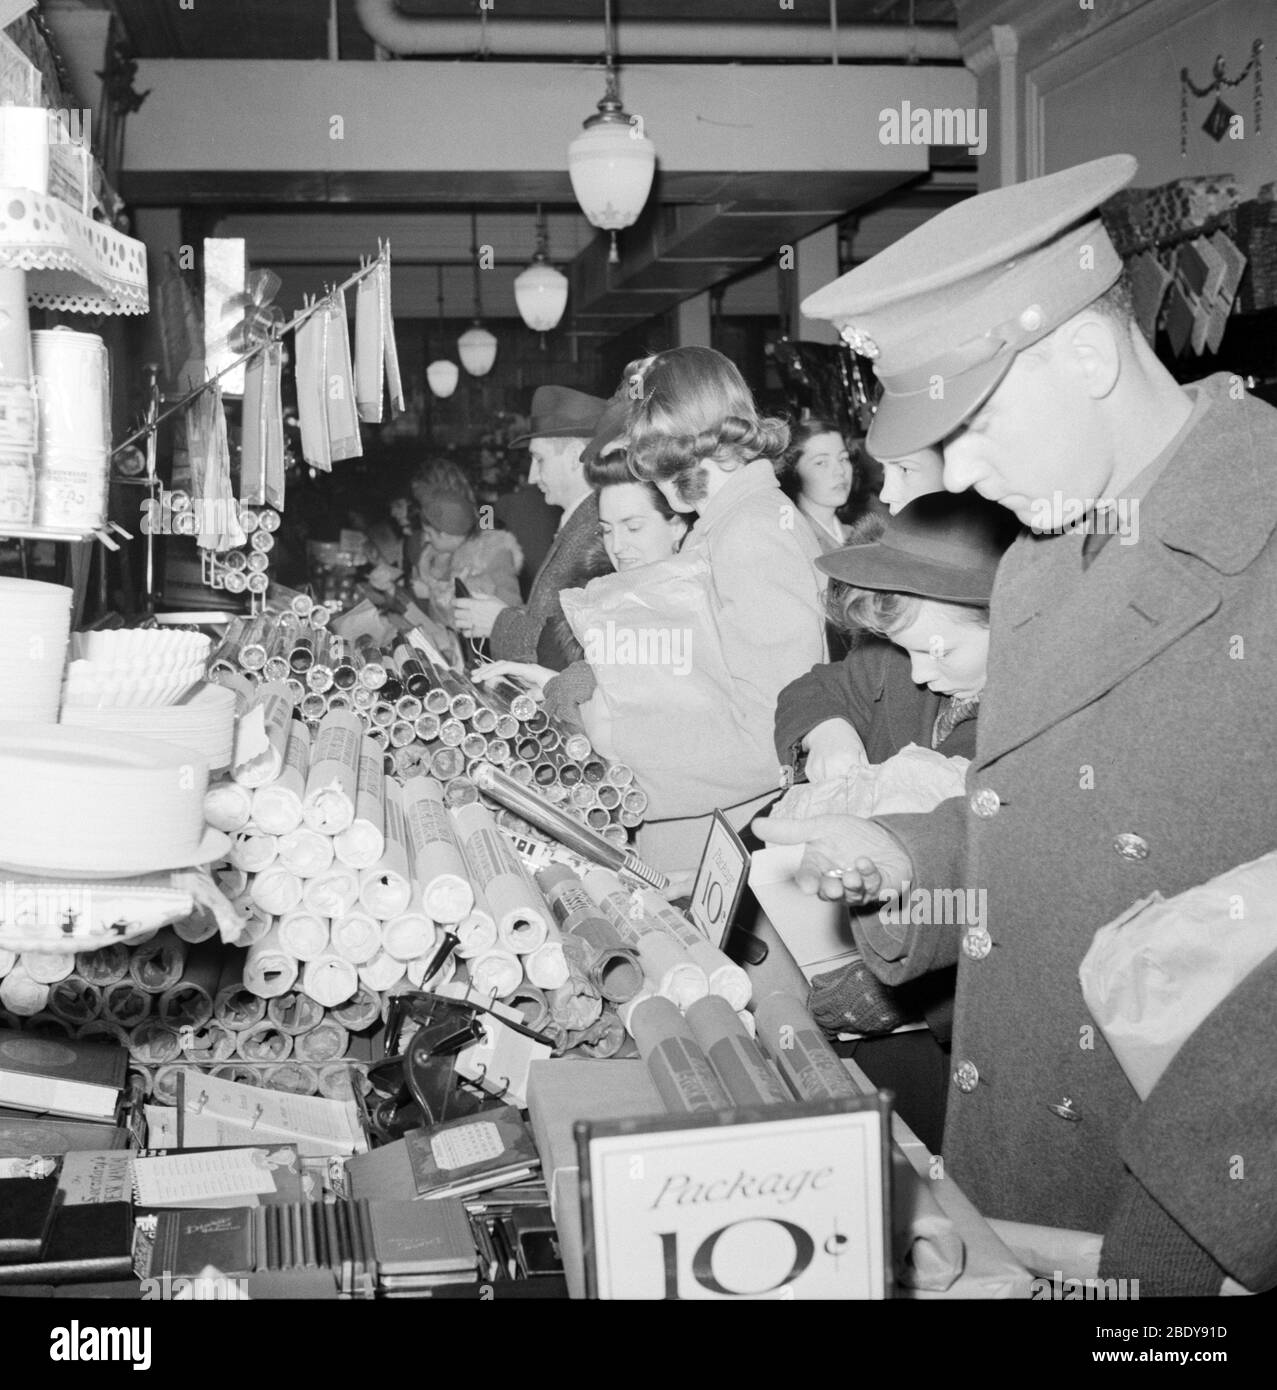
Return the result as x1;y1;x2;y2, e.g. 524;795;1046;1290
454;385;611;666
755;153;1277;1295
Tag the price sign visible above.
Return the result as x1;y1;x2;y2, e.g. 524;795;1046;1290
577;1095;892;1300
689;810;750;949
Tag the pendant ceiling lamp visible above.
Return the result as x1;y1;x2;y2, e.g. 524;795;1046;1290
458;210;498;376
567;0;656;265
514;204;569;336
427;265;459;398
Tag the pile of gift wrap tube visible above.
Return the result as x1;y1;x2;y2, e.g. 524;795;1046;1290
205;600;647;841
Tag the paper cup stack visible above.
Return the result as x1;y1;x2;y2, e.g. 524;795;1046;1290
0;578;72;722
62;681;236;770
31;328;111;534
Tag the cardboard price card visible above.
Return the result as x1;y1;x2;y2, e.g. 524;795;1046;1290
578;1096;892;1300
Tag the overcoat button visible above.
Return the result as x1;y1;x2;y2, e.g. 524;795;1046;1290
961;928;992;960
952;1060;980;1093
1113;832;1149;861
970;788;1001;818
1047;1097;1082;1122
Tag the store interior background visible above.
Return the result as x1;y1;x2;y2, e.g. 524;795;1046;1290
16;0;1276;613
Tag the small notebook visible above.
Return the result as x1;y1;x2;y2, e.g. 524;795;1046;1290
366;1198;474;1278
406;1106;540;1201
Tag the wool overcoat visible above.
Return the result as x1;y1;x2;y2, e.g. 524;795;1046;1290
855;374;1277;1287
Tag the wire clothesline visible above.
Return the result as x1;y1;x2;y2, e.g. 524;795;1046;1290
110;246;390;459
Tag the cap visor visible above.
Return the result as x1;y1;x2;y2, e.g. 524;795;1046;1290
867;352;1013;460
815;546;994;605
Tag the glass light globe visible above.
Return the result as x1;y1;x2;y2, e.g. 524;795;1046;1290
457;324;498;377
426;359;459;397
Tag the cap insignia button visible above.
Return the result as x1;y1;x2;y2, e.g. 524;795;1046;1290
1113;832;1149;861
1019;304;1044;332
839;324;881;360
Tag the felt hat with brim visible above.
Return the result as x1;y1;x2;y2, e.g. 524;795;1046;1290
800;154;1139;458
509;386;608;446
816;491;1020;604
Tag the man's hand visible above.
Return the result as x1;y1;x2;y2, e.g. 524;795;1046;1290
752;812;914;904
453;594;509;639
802;718;868;782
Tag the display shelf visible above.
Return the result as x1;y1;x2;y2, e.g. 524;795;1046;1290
0;185;148;315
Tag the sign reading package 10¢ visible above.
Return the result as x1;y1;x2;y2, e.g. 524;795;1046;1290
577;1096;892;1300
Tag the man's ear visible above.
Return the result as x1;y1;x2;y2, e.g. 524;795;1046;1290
1061;312;1123;399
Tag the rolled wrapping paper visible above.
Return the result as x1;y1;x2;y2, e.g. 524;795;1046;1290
102;980;152;1027
237;1019;294;1063
72;945;129;989
535;864;644;1004
261;1061;318;1096
20;952;75;985
301;953;360;1008
357;778;413;920
505;983;551;1031
214;951;266;1031
27;1014;75;1038
77;1019;131;1048
214;865;249;902
230;831;279;874
629;996;731;1115
129;1019;183;1065
46;977;102;1025
405;951;456;989
0;966;50;1016
265;989;326;1036
237;908;274;946
454;910;497;959
636;889;752;1011
302;709;363;834
157;940;223;1031
401;777;473;923
467;949;524;1000
546;961;604;1032
316;1062;358;1100
277;827;334;879
242;923;300;999
753;991;859;1101
382;912;435;963
891;1151;966;1292
152;1064;186;1105
210;1063;261;1087
0;947;15;977
300;865;359;920
251;719;311;835
230;683;295;787
358;951;406;993
450;800;548;954
203;779;253;833
171;902;221;945
567;1009;629;1059
333;737;387;869
582;868;708;1010
293;1018;350;1064
130;931;188;995
332;985;382;1033
249;863;303;916
685;995;790;1107
180;1020;237;1063
330;909;382;966
275;909;330;962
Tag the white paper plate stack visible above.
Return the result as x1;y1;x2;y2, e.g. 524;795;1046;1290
0;725;229;877
64;627;212;709
0;578;72;723
61;681;237;770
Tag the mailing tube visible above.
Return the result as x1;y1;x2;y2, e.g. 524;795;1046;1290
753;991;859;1102
450;801;549;956
635;889;751;1010
130;932;188;995
74;944;130;987
401;777;473;924
302;709;363;834
505;983;550;1031
242;923;300;999
301;953;359;1008
276;827;334;879
358;778;413;920
629;996;730;1115
251;720;311;835
685;995;788;1107
330;909;382;966
358;951;406;993
443;776;479;809
300;864;359;920
405;951;456;989
249;864;303;916
467;949;523;1000
46;977;102;1026
454;909;497;959
381;911;435;962
535;864;644;1004
266;989;326;1036
429;745;465;781
275;909;330;962
230;683;295;787
204;778;253;832
334;738;388;866
582;869;707;1009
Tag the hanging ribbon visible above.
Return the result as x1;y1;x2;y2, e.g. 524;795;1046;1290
228;268;286;354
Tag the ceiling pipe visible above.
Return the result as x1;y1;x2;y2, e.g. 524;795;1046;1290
353;0;960;63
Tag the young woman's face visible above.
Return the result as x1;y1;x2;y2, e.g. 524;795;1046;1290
879;447;946;515
421;524;466;555
795;432;853;510
891;599;989;700
598;482;687;571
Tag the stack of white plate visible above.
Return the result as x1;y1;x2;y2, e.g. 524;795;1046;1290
61;681;236;770
0;578;72;723
64;627;212;708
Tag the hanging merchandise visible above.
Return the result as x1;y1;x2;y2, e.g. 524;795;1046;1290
354;244;406;423
185;377;244;553
240;340;285;511
30;326;110;534
293;297;332;472
1179;40;1262;154
324;288;362;463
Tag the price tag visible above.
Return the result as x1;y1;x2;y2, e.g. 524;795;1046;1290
577;1095;892;1300
689;810;749;949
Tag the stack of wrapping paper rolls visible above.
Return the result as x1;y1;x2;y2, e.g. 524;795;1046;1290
204;601;648;841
